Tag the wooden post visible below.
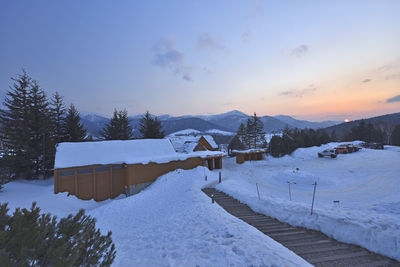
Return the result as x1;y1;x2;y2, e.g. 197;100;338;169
93;167;97;201
110;165;113;198
54;170;58;194
256;183;260;200
219;171;221;183
311;182;317;215
74;170;78;197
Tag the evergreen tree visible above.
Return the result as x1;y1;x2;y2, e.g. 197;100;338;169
390;125;400;146
228;135;246;156
0;202;116;266
236;123;246;145
138;111;165;139
269;135;283;157
245;113;266;149
27;81;53;178
0;71;34;178
50;91;67;144
100;109;133;140
64;104;87;142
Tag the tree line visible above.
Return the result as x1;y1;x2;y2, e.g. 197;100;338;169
233;119;400;158
0;71;164;181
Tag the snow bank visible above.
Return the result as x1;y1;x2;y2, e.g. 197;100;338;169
88;167;310;266
0;169;311;266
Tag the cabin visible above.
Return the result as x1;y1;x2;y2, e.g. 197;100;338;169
167;135;223;170
54;139;224;201
234;148;266;164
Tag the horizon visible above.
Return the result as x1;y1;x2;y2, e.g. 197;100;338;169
1;1;400;121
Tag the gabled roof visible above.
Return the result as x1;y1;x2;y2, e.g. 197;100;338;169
55;139;178;169
167;135;217;153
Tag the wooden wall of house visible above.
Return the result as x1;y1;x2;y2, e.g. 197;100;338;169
235;152;264;164
54;156;219;201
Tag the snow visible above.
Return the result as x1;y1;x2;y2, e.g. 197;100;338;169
55;139;180;169
55;139;222;169
0;168;309;266
206;129;235;136
168;129;201;136
233;148;267;153
168;135;218;153
216;143;400;261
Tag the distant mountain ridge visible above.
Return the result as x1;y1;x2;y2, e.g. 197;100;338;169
324;112;400;139
80;110;341;138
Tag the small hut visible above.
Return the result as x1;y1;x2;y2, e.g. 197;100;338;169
54;139;224;201
233;148;266;164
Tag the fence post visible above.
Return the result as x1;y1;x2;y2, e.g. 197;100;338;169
311;182;317;215
110;165;113;198
93;167;97;201
219;171;221;183
74;170;78;197
256;183;260;200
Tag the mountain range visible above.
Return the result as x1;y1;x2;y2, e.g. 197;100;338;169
80;110;341;138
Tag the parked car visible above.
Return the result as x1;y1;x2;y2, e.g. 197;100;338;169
368;143;384;149
344;144;360;153
335;145;349;154
318;149;337;158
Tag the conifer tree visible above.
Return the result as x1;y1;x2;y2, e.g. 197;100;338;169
236;123;247;147
245;113;266;149
27;81;53;178
100;109;133;140
50;91;67;144
390;125;400;146
0;71;34;178
138;111;165;139
64;104;87;142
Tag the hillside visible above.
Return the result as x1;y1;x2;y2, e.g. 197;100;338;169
324;112;400;138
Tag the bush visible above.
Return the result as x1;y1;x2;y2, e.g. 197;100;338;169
0;202;116;266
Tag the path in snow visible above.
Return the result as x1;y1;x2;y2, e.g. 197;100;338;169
203;188;400;266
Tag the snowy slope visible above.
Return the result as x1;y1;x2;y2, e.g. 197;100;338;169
217;144;400;261
0;168;310;266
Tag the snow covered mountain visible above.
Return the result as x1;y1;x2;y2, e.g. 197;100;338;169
80;110;341;137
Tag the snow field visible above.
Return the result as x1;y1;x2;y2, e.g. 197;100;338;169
216;143;400;261
0;167;310;266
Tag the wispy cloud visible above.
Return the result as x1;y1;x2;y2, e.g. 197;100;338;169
386;95;400;103
291;45;309;57
241;29;252;42
280;85;316;98
197;33;225;51
152;38;192;81
362;79;371;83
385;72;400;80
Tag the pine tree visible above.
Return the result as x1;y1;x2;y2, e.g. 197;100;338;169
138;111;165;139
100;109;133;140
245;113;266;149
390;125;400;146
0;71;34;178
236;123;246;144
64;104;87;142
50;91;67;144
27;81;53;178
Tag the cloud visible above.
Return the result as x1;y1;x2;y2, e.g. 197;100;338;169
197;33;225;51
241;30;252;42
386;95;400;103
152;39;192;81
280;86;316;98
291;45;309;57
362;79;371;83
385;72;400;80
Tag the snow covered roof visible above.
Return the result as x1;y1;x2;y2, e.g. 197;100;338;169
55;139;179;169
168;135;218;153
55;139;223;169
202;135;218;149
232;148;267;153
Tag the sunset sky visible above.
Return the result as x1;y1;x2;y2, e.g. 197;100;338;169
1;0;399;121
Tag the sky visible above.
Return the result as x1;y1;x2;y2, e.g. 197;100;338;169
0;0;400;121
